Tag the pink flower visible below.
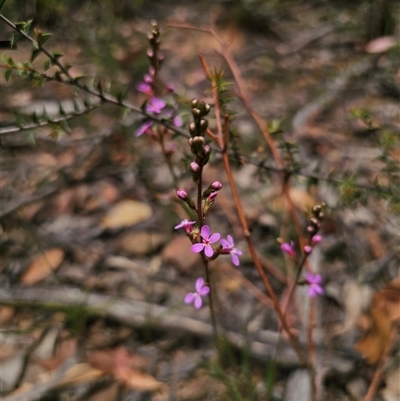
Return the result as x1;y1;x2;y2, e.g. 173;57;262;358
281;241;295;257
173;115;183;127
191;225;221;257
184;277;210;309
221;235;243;266
174;219;196;233
306;273;324;297
135;120;153;137
146;97;166;114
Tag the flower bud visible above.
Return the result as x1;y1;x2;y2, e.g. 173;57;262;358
312;235;323;244
190;136;205;155
211;181;222;191
190;162;200;173
177;188;188;200
202;145;211;165
199;118;208;132
191;99;199;108
307;225;316;233
303;245;313;255
208;192;218;201
188;122;197;135
203;145;211;155
192;108;201;117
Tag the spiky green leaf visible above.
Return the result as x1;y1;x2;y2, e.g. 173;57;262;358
0;0;8;11
4;68;11;81
10;33;22;48
31;48;42;62
38;32;53;45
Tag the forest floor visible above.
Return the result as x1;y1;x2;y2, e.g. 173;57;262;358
0;1;399;401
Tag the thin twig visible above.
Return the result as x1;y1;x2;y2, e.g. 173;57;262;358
362;327;398;401
199;54;309;367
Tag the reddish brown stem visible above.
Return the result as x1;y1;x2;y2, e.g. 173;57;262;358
200;54;309;367
363;327;397;401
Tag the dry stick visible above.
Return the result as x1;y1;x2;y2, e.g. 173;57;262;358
362;327;398;401
199;54;309;367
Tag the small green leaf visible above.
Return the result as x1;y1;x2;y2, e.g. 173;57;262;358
38;32;53;45
4;68;11;81
73;99;80;112
117;86;129;103
31;48;42;62
11;33;22;48
53;70;62;81
31;111;39;124
53;52;64;61
23;20;33;34
15;114;25;128
83;98;91;108
43;59;53;71
0;0;8;11
27;131;36;145
97;79;103;95
7;56;15;66
60;120;71;134
59;103;67;117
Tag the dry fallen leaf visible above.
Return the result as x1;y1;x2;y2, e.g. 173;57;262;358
88;347;163;392
55;363;104;387
355;278;400;364
100;200;152;230
121;369;164;392
0;306;15;324
37;338;77;371
365;36;397;53
20;248;65;285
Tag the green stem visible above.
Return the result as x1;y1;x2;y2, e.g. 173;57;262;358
196;166;219;348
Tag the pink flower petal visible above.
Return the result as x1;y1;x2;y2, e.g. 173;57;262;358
200;225;211;239
194;296;202;309
191;243;205;253
220;239;230;249
231;253;240;266
314;285;324;295
195;278;205;292
208;233;221;244
204;244;214;257
184;293;194;304
199;286;210;296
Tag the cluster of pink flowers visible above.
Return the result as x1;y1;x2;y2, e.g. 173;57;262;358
175;181;243;309
174;222;242;266
280;235;325;297
135;94;183;137
280;235;323;258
